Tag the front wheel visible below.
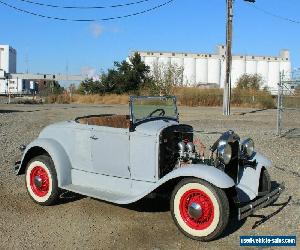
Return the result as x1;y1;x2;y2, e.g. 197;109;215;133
170;178;229;241
25;155;60;205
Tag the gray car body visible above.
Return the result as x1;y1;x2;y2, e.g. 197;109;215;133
17;118;271;204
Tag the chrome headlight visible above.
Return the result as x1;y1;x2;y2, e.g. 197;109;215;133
217;143;232;164
186;142;195;153
178;141;186;152
241;138;254;157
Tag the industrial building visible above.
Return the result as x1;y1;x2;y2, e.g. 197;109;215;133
0;44;85;95
134;45;292;90
0;44;33;95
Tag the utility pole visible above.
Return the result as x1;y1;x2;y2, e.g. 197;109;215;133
223;0;255;115
223;0;233;115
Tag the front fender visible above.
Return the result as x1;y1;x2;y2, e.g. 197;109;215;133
128;164;235;204
254;152;272;168
18;138;72;187
158;164;235;189
236;151;272;202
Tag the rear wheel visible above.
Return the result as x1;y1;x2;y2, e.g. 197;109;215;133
25;155;60;205
170;178;229;241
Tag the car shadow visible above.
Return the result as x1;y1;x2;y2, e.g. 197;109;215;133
219;181;289;239
250;196;291;229
121;196;170;213
56;190;85;205
219;207;246;239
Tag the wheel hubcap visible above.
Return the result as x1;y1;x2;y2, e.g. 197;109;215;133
29;166;50;197
179;188;214;230
188;202;202;220
34;176;43;188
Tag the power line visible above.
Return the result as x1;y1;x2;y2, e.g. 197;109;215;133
15;0;154;9
247;3;300;25
0;0;176;22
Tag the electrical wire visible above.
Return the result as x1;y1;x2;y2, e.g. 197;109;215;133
247;3;300;25
15;0;154;9
0;0;176;22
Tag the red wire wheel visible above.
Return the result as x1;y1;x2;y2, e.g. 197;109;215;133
171;178;229;241
179;189;214;230
29;166;50;197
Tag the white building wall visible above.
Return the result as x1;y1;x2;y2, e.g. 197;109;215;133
207;58;220;85
231;58;246;87
0;79;6;93
195;58;208;84
0;45;17;73
183;57;196;86
144;56;158;71
280;61;292;79
135;46;292;89
257;61;269;87
158;56;170;65
0;45;9;72
246;60;257;75
268;62;280;90
219;58;226;88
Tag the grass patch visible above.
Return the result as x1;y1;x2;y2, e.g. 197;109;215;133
45;88;276;109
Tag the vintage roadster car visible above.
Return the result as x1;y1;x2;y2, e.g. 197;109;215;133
15;96;284;241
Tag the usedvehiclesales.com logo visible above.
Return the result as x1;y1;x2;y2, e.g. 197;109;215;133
240;236;296;247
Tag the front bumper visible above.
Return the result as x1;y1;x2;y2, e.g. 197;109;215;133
238;182;285;220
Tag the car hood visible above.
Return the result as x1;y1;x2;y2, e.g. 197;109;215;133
134;119;178;136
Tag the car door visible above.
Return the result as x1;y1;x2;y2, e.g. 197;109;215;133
90;126;130;178
69;125;93;172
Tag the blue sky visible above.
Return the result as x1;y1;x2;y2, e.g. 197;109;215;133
0;0;299;82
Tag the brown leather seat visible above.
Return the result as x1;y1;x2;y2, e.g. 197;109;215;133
78;115;130;129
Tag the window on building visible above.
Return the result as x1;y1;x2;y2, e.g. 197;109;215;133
240;56;243;58
172;53;175;56
252;56;255;59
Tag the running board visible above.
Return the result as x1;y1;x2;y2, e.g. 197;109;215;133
62;184;135;204
238;182;285;220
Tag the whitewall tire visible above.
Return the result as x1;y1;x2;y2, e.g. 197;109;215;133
25;155;60;205
171;178;229;241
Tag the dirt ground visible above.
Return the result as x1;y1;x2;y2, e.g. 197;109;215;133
0;103;299;250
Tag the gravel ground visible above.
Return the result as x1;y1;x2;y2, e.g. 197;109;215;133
0;103;299;250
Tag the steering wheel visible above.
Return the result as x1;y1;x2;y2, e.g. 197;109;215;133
148;108;165;117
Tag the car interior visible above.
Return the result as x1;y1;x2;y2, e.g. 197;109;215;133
76;115;130;129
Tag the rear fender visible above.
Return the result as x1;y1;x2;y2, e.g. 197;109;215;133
18;138;72;187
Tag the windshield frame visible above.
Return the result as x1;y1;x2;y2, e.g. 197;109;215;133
129;96;179;128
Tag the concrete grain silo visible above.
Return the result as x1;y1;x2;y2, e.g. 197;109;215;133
196;57;208;84
133;45;292;89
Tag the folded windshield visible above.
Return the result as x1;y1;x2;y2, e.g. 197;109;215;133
130;96;178;123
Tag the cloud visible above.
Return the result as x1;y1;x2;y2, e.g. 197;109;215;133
89;22;103;38
81;66;99;80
